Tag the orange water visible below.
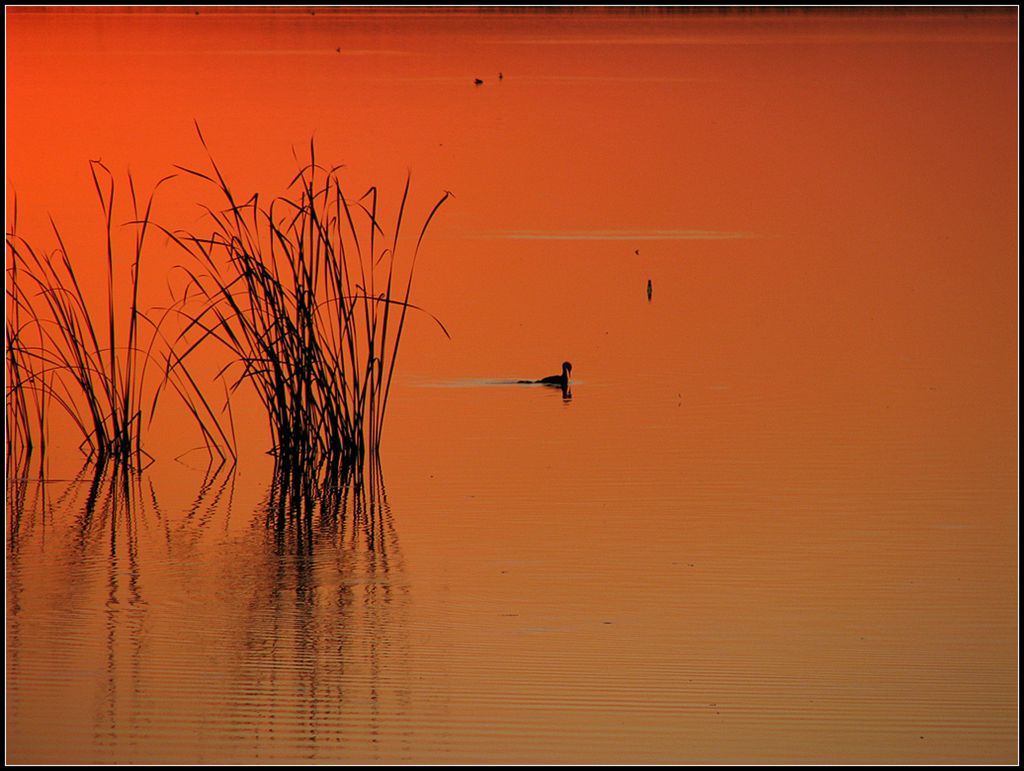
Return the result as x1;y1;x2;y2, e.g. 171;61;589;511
5;7;1018;764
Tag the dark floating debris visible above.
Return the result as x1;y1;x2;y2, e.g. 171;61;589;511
499;71;504;80
647;278;653;301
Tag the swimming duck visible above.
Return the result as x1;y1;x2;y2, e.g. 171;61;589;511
537;361;572;388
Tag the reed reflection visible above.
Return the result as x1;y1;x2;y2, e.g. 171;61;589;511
5;458;234;761
5;459;36;722
236;462;411;758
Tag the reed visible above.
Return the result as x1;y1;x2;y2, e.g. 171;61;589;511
5;209;43;470
165;129;450;482
5;161;231;472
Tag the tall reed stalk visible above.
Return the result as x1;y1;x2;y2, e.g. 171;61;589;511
5;161;230;472
5;206;44;470
166;131;449;482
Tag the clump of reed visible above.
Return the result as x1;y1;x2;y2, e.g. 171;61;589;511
5;161;231;472
166;130;450;484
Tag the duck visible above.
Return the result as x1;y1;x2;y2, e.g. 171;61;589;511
537;361;572;388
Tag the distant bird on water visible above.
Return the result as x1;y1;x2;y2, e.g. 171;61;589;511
537;361;572;389
516;361;573;399
518;361;573;387
474;78;484;86
647;279;653;301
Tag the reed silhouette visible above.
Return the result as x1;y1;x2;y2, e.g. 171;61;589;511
164;125;450;483
6;130;449;485
5;162;231;473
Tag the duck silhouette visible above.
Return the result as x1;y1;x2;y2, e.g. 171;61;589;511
517;361;572;386
515;361;573;400
536;361;572;388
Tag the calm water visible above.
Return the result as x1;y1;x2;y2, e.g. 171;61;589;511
5;8;1018;764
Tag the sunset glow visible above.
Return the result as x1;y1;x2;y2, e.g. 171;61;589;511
6;7;1018;765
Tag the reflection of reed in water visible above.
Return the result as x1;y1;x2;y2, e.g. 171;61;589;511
7;454;409;761
5;459;234;762
237;462;411;759
265;461;395;553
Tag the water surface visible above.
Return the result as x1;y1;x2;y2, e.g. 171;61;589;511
5;7;1018;764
